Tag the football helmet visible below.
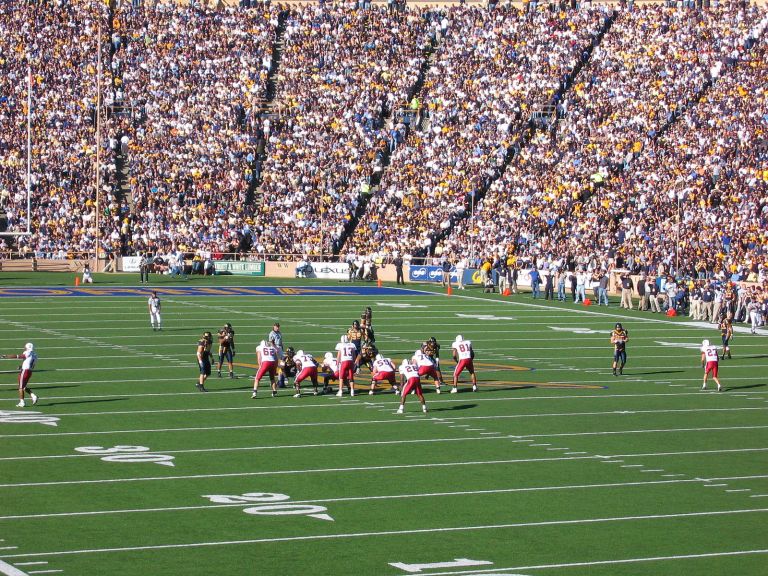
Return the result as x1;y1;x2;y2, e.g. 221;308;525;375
297;350;304;357
25;342;34;352
702;339;710;347
341;335;349;343
375;354;383;361
615;323;623;330
455;335;463;342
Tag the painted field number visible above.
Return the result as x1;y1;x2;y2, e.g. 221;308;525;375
390;558;493;573
0;410;59;427
74;445;175;466
203;492;334;521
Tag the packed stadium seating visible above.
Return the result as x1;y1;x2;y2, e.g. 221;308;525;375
0;1;765;289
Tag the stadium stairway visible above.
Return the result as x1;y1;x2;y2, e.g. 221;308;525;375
333;30;442;257
424;8;619;258
245;8;290;208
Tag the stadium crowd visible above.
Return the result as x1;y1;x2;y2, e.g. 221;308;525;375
0;1;765;315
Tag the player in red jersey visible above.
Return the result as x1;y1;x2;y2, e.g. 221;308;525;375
397;359;427;414
253;339;279;398
2;343;39;408
413;348;443;394
293;350;319;397
700;339;722;392
451;335;477;393
335;335;357;397
370;354;397;395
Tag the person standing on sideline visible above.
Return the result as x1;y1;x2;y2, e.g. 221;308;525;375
253;339;278;398
610;323;629;376
440;257;452;288
393;253;405;285
529;267;541;299
648;277;661;312
217;323;236;378
196;332;213;392
598;270;610;306
2;343;39;408
543;268;554;300
719;316;733;359
148;291;162;331
397;359;427;414
139;252;150;284
455;257;466;289
700;339;722;392
620;273;634;309
636;275;648;311
451;334;477;393
82;264;93;284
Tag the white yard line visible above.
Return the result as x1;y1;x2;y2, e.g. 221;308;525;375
0;560;29;576
3;476;766;522
3;509;767;558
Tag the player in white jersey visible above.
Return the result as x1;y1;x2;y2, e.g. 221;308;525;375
147;291;162;331
293;350;319;397
700;339;722;392
397;359;427;414
335;335;357;396
413;349;443;394
253;340;279;398
2;343;39;407
321;352;340;394
370;354;397;395
451;335;477;393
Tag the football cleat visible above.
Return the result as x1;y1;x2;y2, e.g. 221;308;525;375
450;387;458;394
196;383;205;392
422;404;428;413
369;389;374;395
435;386;441;394
396;406;404;414
336;390;343;397
350;389;356;397
16;401;25;408
217;370;222;378
229;372;235;379
251;392;258;399
30;393;38;405
293;393;301;398
472;385;478;392
271;391;277;397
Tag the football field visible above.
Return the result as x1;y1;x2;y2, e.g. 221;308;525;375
1;279;767;576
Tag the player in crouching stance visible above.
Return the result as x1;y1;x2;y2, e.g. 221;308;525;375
278;347;297;390
253;339;279;398
370;353;397;395
2;343;39;407
701;339;722;392
451;335;477;393
413;347;443;394
293;350;319;397
397;359;427;414
321;352;340;394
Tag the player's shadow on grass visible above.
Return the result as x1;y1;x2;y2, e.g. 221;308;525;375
433;404;477;411
212;385;252;391
32;385;80;390
43;398;128;406
724;383;766;391
628;370;686;375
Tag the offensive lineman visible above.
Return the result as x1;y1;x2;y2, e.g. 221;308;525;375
397;359;427;414
451;335;477;393
370;353;397;395
413;347;443;394
611;322;629;376
294;350;320;397
253;339;279;398
701;339;723;392
1;343;39;408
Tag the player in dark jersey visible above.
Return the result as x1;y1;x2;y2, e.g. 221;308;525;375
719;316;733;359
611;323;629;376
356;338;378;373
347;320;363;355
196;332;214;392
217;323;236;378
421;336;444;382
278;347;297;389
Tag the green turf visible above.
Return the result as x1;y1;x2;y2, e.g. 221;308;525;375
0;274;766;575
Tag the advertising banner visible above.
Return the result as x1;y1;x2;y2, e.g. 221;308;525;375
214;261;266;276
121;256;142;273
307;262;350;280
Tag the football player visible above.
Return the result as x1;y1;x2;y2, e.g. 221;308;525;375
254;339;279;398
148;291;162;331
397;359;427;414
356;338;378;374
719;316;733;359
335;335;357;397
293;350;319;397
413;347;443;394
370;353;397;395
196;332;213;392
701;339;722;392
278;347;298;390
451;335;477;393
610;323;629;376
217;323;236;378
321;352;340;394
2;343;39;408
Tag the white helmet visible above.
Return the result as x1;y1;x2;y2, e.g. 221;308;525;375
455;335;463;342
297;350;304;357
341;335;349;343
25;343;34;352
401;358;409;367
259;340;266;347
325;352;333;360
375;354;383;361
702;339;709;348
